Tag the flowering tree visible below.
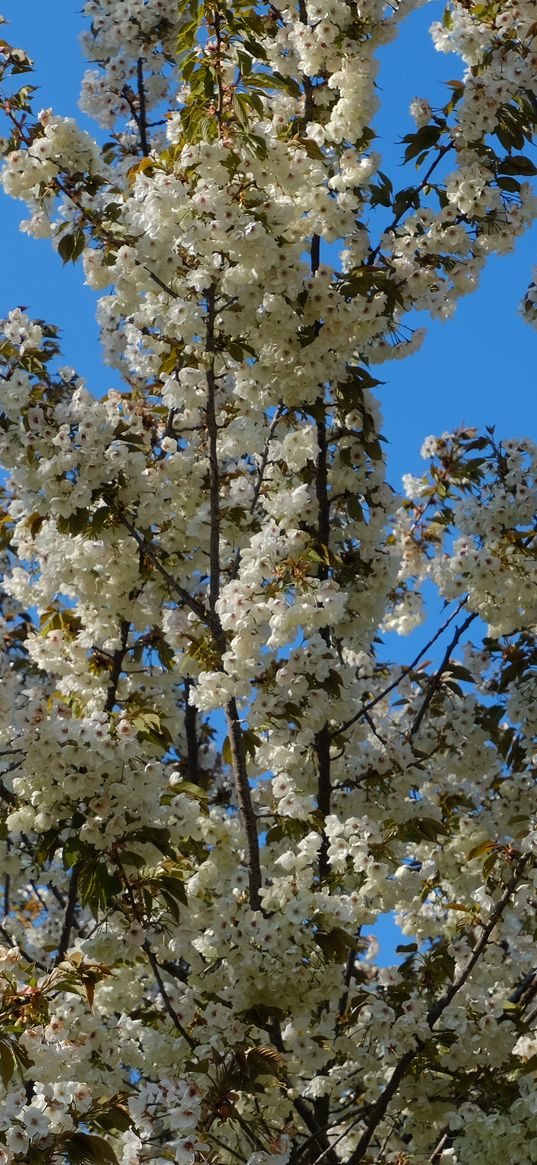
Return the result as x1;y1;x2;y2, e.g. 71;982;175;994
0;0;536;1162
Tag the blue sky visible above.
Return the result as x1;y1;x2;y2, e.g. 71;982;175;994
1;0;536;963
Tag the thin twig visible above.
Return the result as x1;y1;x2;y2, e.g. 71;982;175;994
428;1132;449;1161
143;940;195;1048
206;1131;248;1162
336;932;361;1032
29;880;48;910
0;922;48;972
409;610;477;741
250;405;284;514
367;141;454;266
427;858;528;1027
331;598;469;740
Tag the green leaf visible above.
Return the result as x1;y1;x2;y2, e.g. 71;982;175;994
497;155;537;177
78;862;123;918
93;1105;132;1134
63;837;91;870
9;83;37;109
0;1038;15;1087
35;828;62;864
89;506;113;534
158;872;188;906
57;230;85;265
496;176;521;193
467;840;496;860
402;123;442;163
314;927;356;963
483;851;499;879
242;729;262;760
129;826;174;857
64;1133;118;1165
118;850;146;869
57;508;90;535
369;170;393;208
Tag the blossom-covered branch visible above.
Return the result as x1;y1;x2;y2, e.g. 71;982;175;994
0;1;535;1163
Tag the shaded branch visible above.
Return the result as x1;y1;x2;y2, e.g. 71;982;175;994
292;1098;340;1165
104;618;130;714
270;1021;339;1165
136;58;150;156
55;864;80;965
225;698;263;912
315;725;332;882
203;282;263;912
184;678;200;785
205;281;221;620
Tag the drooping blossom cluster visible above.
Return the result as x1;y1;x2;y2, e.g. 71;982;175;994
0;1;536;1163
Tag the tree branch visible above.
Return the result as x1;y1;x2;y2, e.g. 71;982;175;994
427;858;528;1027
203;283;263;912
205;282;221;620
114;506;211;626
313;398;332;882
346;857;528;1163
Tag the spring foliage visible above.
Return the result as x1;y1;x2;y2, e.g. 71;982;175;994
0;1;536;1162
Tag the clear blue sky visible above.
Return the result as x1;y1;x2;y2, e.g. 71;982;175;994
1;1;536;962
